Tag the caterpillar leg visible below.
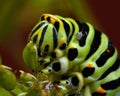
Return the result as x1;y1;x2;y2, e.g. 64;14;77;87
83;85;92;96
57;72;84;96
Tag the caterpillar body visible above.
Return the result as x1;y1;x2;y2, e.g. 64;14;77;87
23;14;120;96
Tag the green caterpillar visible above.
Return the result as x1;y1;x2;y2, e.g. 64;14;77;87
23;14;120;96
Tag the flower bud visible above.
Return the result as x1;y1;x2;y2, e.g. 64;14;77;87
0;66;16;90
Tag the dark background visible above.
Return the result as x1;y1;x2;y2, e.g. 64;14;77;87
0;0;119;71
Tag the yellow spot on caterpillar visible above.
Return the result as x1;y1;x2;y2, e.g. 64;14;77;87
60;39;65;45
87;63;93;68
98;87;106;93
71;46;75;49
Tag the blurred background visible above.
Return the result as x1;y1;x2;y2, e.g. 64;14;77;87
0;0;120;71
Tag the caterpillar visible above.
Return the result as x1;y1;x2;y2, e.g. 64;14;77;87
23;14;120;96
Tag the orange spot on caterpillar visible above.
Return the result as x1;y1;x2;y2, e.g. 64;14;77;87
51;17;58;24
43;14;48;20
106;49;110;53
98;87;106;93
42;14;64;30
87;63;93;68
43;14;60;24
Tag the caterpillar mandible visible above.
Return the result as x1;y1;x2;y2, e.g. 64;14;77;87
23;14;120;96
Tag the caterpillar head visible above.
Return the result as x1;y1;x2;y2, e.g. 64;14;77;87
23;20;58;72
23;14;68;72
